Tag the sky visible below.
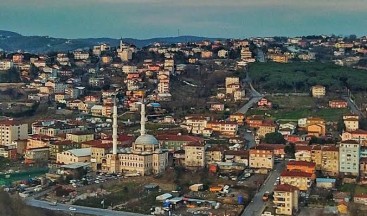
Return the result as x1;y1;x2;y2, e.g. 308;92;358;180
0;0;366;39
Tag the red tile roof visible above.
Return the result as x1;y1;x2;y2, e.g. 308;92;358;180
275;184;299;192
295;145;312;151
156;134;204;143
258;143;285;150
340;140;360;144
287;161;316;168
281;170;313;178
0;119;23;126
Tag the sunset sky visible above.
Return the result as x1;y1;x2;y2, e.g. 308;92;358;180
0;0;366;39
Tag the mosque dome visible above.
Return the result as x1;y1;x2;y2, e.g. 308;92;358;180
135;134;159;145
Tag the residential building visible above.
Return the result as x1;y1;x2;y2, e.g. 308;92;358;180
184;143;205;168
182;116;207;135
321;146;339;177
246;115;264;128
329;100;348;108
224;150;249;166
344;117;359;132
66;132;94;143
57;148;91;165
360;158;367;178
205;146;225;164
295;145;312;162
286;161;316;175
49;140;81;161
156;134;204;151
273;184;299;216
206;121;238;137
257;120;277;138
311;85;326;98
341;129;367;146
0;119;28;145
0;145;17;160
257;98;272;109
257;144;285;159
249;145;274;170
280;170;313;191
354;194;367;206
311;145;322;170
122;65;137;74
0;60;13;70
229;113;245;125
306;123;326;137
339;140;360;176
24;147;49;164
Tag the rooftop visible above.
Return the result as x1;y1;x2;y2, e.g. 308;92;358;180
274;184;299;192
66;148;91;157
281;170;313;178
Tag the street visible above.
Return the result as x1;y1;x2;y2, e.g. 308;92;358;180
25;198;148;216
343;95;365;117
242;161;285;216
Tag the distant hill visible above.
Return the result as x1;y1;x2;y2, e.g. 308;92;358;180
0;30;217;53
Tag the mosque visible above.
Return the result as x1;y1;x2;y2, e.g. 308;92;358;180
102;99;168;176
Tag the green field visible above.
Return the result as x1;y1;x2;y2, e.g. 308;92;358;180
248;107;349;122
338;184;367;196
247;62;367;92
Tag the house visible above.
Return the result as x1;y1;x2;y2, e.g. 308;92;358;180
184;143;205;168
257;98;272;109
339;140;360;176
257;144;285;159
354;194;367;205
182;116;208;135
249;145;274;170
257;120;277;138
329;100;348;108
56;148;91;165
311;85;326;98
280;170;313;191
306;123;326;137
206;121;238;137
273;184;299;216
209;103;225;112
229;113;245;125
321;145;339;177
341;129;367;146
316;178;336;189
224;150;249;166
246;115;264;128
286;161;316;175
156;134;204;151
344;117;359;132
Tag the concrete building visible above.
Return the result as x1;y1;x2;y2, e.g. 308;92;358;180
280;170;313;191
311;85;326;98
56;148;91;165
24;147;49;164
0;119;28;146
339;140;360;176
184;143;205;168
273;184;299;216
249;146;274;170
66;132;94;143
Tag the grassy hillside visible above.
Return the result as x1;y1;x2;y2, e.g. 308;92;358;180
248;62;367;92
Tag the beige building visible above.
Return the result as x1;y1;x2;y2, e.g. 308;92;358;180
257;121;277;138
0;119;28;145
311;85;326;98
249;146;274;170
25;147;49;165
344;117;359;132
273;184;299;215
56;148;91;165
205;146;224;164
321;146;339;177
49;140;81;161
102;102;168;176
182;116;207;135
185;143;205;168
66;132;94;143
90;144;113;171
280;170;313;191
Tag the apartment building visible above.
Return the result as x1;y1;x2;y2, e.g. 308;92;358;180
249;146;274;170
182;116;207;135
257;120;277;138
321;146;339;177
206;121;238;137
0;119;28;145
339;140;360;176
66;131;94;143
341;129;367;146
184;143;205;168
205;146;225;164
49;140;81;161
311;85;326;98
156;134;204;151
286;161;316;175
273;184;299;216
280;170;313;191
344;117;359;132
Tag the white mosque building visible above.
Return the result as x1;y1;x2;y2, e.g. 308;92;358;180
102;99;168;176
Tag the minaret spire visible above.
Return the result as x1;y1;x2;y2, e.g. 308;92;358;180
112;95;118;155
140;99;146;136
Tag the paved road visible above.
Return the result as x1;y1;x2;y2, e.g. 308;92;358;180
242;161;285;216
343;96;365;117
25;198;148;216
244;131;256;150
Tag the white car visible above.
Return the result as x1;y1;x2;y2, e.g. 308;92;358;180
69;207;76;211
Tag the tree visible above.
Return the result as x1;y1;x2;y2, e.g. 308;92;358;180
264;132;286;144
284;143;295;158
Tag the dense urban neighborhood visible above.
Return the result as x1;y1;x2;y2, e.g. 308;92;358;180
1;33;367;216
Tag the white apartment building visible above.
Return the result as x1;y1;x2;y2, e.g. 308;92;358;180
339;140;360;176
0;119;28;145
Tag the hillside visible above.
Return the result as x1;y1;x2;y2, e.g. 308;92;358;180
247;62;367;92
0;30;215;53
